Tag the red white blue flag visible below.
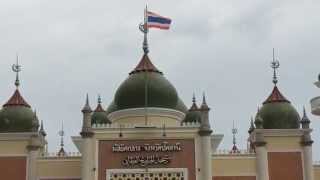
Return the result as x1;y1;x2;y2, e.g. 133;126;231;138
147;11;172;30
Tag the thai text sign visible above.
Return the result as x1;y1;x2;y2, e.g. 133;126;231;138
112;142;182;167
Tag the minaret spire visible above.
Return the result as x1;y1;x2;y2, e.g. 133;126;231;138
59;121;65;149
200;92;210;110
232;121;238;147
190;93;198;111
58;120;66;156
230;120;240;153
12;54;21;88
139;5;149;54
271;48;280;85
39;120;47;136
82;93;92;113
301;106;311;129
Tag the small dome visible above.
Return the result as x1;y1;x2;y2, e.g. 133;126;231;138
184;110;201;123
258;86;300;129
107;54;187;114
183;97;201;123
91;101;111;125
0;89;35;132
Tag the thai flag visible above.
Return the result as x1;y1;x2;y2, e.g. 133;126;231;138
147;11;172;30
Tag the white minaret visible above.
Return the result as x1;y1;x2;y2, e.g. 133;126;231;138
311;74;320;116
80;94;94;180
301;108;314;180
199;93;213;180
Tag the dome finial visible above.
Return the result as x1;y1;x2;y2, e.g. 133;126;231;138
12;53;21;88
189;93;198;111
230;120;240;153
58;120;66;156
271;48;280;85
139;5;149;54
97;94;102;104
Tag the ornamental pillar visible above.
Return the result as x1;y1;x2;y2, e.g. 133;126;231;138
27;135;41;180
80;94;94;180
199;94;213;180
199;135;212;180
81;133;94;180
301;131;314;180
254;132;269;180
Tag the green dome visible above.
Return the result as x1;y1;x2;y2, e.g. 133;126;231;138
107;54;187;114
0;89;36;132
258;86;300;129
184;110;201;123
183;97;201;123
0;106;35;132
91;111;111;125
91;103;111;124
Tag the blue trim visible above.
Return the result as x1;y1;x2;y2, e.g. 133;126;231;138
148;16;171;24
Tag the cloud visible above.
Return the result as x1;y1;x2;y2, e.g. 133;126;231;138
0;0;319;159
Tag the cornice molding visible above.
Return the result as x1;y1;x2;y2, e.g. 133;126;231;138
252;129;312;137
107;107;186;122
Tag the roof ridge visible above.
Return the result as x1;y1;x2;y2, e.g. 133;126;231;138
129;54;162;75
3;89;31;108
94;103;105;112
263;86;290;104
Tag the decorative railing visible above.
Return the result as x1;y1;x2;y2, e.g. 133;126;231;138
314;161;320;166
213;149;256;156
40;152;81;158
92;122;200;129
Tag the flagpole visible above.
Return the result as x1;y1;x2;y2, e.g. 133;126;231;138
143;5;149;54
143;5;149;126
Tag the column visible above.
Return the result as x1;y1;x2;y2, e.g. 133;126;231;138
27;147;39;180
201;135;212;180
255;145;268;180
302;145;314;180
81;136;93;180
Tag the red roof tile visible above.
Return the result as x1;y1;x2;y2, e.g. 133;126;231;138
94;104;105;112
129;54;162;75
3;89;31;108
263;86;290;104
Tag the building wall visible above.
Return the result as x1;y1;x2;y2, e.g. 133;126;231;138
98;139;196;180
0;140;29;180
0;156;27;180
265;136;301;151
212;156;256;178
113;116;180;127
37;157;81;180
213;176;256;180
0;140;29;155
314;165;320;179
268;152;303;180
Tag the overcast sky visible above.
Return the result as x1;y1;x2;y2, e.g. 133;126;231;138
0;0;320;159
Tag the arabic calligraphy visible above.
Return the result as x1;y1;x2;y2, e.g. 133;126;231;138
122;154;171;167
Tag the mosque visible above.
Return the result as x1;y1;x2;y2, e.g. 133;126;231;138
0;27;320;180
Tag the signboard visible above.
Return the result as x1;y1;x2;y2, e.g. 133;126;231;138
98;139;196;180
112;142;182;167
